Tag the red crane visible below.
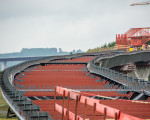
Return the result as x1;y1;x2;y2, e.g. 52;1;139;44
116;27;150;49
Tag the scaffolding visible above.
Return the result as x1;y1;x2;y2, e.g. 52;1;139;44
116;27;150;49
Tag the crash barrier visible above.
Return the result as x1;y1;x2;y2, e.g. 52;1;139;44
54;86;143;120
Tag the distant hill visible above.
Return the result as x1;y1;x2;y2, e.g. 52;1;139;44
0;48;58;57
0;48;83;57
0;48;83;70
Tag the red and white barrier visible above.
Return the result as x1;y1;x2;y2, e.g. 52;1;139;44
54;86;143;120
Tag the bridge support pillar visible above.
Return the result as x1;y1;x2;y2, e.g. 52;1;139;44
1;61;7;71
133;65;150;81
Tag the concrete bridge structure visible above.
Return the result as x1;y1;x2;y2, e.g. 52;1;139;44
0;55;52;71
94;51;150;81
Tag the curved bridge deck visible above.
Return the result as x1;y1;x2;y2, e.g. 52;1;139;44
1;51;150;120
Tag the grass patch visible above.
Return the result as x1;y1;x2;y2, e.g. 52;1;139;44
87;46;116;53
0;90;17;120
87;41;116;53
0;89;9;118
0;90;9;111
0;118;18;120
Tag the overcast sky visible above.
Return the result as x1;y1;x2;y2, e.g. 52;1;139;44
0;0;150;53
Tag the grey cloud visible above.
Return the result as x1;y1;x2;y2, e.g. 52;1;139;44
0;0;150;53
0;0;128;18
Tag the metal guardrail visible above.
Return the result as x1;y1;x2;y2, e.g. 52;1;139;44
19;89;142;92
95;50;150;68
87;51;150;96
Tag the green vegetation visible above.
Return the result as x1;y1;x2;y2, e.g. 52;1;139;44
0;75;9;118
87;41;116;53
101;41;116;48
0;89;8;118
0;117;17;120
0;90;17;119
0;72;17;119
70;52;73;55
146;41;150;45
0;72;2;76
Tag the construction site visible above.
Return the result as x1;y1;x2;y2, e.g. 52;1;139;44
116;27;150;51
1;27;150;119
0;0;150;119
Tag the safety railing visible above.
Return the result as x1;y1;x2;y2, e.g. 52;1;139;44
88;51;150;95
54;86;143;120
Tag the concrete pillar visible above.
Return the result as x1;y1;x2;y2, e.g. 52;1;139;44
1;61;7;71
133;65;150;81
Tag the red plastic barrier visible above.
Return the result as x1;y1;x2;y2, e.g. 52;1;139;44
97;104;120;118
80;95;119;118
55;86;145;120
56;86;80;100
70;92;80;100
56;86;120;118
55;103;84;120
55;103;64;114
80;95;100;106
56;86;63;95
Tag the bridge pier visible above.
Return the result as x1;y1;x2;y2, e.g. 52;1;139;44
133;65;150;81
1;61;7;71
111;63;150;81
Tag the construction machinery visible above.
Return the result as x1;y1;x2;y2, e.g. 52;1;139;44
116;27;150;51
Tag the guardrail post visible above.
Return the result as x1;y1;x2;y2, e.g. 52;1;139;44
62;90;65;120
67;92;70;120
115;112;118;120
53;87;56;114
104;108;107;120
83;99;87;120
92;103;96;120
75;96;79;120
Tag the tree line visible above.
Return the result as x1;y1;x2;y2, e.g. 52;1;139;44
87;41;116;53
